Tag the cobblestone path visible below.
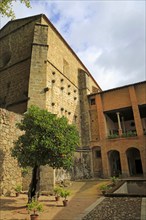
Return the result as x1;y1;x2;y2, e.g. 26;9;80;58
82;197;142;220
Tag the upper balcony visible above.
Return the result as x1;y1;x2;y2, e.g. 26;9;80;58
104;105;146;139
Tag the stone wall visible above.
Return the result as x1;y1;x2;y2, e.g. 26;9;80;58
0;107;93;196
71;151;92;179
0;17;41;113
0;108;22;195
0;14;102;184
0;109;56;194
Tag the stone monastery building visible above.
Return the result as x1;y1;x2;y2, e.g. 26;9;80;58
0;14;146;193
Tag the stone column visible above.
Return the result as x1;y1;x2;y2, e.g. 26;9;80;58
116;112;122;136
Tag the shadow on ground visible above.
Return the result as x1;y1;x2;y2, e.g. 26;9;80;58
0;179;108;220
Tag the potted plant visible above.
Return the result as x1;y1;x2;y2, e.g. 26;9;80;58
60;189;70;206
27;199;43;220
15;184;22;197
53;186;62;201
99;184;109;195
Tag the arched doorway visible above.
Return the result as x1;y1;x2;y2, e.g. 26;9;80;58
108;150;122;177
126;147;143;176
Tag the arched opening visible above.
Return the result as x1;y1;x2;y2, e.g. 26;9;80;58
126;147;143;176
108;150;122;177
92;146;103;177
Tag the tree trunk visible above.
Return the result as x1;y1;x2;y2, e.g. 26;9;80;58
28;165;40;203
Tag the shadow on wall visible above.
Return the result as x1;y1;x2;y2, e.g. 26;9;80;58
0;149;5;195
71;152;92;180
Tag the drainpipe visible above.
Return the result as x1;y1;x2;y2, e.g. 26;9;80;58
116;112;122;136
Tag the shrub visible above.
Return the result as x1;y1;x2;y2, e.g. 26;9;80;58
53;186;62;196
60;189;70;200
27;199;43;215
99;184;109;191
122;131;137;137
108;134;119;139
110;176;119;185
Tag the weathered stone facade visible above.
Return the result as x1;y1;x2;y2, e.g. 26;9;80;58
0;14;100;144
0;108;93;195
0;14;100;189
0;109;22;195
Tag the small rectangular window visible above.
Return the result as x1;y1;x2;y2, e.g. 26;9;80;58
90;98;95;105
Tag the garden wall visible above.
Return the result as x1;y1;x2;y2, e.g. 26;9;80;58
0;108;92;195
0;108;22;195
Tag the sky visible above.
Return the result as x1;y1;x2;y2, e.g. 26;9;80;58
1;0;145;90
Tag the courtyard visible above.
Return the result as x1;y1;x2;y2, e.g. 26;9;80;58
0;180;145;220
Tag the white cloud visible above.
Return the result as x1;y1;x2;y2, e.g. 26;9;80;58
1;0;145;90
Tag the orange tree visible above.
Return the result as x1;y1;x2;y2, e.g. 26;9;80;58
11;106;79;202
0;0;31;19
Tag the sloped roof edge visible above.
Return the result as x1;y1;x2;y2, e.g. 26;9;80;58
0;14;42;32
88;80;146;96
1;13;101;90
41;14;101;90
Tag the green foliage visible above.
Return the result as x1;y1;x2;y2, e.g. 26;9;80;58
108;133;119;139
27;199;43;215
53;186;62;196
60;189;70;200
0;0;31;19
121;131;137;137
11;105;79;170
21;167;29;177
99;184;109;191
110;176;119;185
108;131;137;139
15;184;22;193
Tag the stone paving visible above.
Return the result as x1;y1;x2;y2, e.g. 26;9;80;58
82;197;142;220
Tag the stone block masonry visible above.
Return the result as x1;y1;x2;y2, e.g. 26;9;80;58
0;108;22;195
0;108;92;195
0;108;57;194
